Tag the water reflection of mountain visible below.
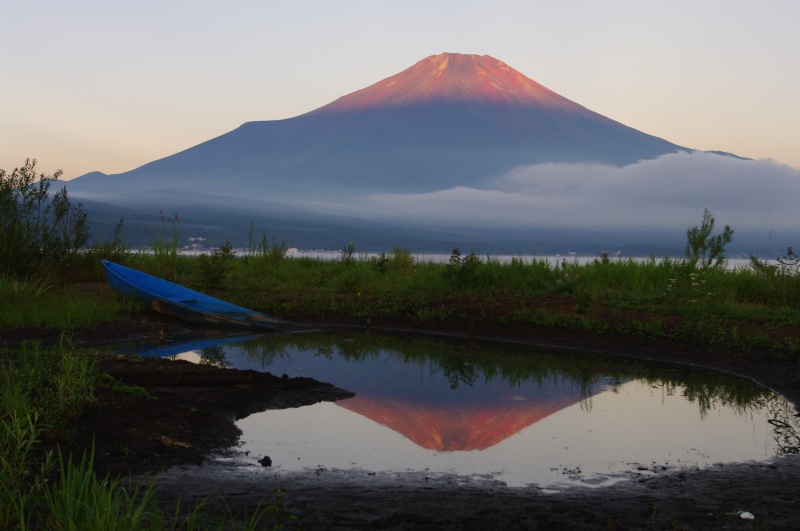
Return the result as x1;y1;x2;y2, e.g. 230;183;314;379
221;336;619;452
125;331;790;454
337;391;586;451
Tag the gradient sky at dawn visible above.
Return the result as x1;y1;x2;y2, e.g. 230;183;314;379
2;0;799;180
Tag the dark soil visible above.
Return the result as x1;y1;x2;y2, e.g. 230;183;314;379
3;312;800;530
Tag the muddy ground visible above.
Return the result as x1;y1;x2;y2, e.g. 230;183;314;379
3;314;800;530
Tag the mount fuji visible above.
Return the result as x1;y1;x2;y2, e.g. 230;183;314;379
66;53;762;254
68;53;686;202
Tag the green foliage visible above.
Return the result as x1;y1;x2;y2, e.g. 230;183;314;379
243;225;292;282
87;218;130;269
340;242;357;265
1;340;98;438
684;208;734;269
0;274;141;328
777;246;800;275
142;210;182;280
197;241;235;290
0;159;90;278
446;248;484;287
0;341;98;528
247;224;290;262
747;247;800;309
172;241;799;355
44;446;158;531
370;247;415;274
751;246;800;278
0;410;54;529
150;210;181;257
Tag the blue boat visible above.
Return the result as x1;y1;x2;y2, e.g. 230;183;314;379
100;260;314;332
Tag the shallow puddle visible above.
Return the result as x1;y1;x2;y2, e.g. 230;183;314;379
131;331;797;489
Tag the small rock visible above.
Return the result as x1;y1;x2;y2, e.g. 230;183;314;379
259;455;272;467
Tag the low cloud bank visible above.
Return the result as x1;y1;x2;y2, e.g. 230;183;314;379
336;152;800;231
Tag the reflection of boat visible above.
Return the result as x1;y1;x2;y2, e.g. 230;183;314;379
100;260;313;332
115;330;268;359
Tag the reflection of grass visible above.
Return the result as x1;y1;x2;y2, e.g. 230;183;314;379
233;331;781;418
767;399;800;456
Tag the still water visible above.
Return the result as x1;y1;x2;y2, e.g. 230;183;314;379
134;331;797;489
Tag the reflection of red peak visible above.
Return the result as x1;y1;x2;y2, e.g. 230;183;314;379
312;52;581;114
337;393;580;451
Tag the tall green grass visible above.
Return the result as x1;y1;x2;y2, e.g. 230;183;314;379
43;446;158;531
0;274;143;328
124;247;800;313
221;251;796;308
1;341;97;528
118;247;800;354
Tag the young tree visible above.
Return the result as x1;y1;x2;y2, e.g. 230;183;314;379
684;208;734;269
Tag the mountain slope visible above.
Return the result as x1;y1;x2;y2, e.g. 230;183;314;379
68;53;685;201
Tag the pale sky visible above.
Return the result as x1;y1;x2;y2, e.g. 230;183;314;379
2;0;799;180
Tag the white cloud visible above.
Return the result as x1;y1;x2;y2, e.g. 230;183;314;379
339;152;800;231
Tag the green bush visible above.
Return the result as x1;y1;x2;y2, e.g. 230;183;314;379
684;208;734;269
197;241;235;290
0;159;89;278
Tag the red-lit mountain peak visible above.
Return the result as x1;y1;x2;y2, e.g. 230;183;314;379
312;52;582;114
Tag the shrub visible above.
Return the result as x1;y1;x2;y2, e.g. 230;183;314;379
684;208;734;269
197;241;235;290
0;159;89;278
245;224;291;273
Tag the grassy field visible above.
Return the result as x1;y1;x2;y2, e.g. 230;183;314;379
2;245;800;354
106;244;800;355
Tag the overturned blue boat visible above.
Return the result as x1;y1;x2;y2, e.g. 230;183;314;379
100;260;314;333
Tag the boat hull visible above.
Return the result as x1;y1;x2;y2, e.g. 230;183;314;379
100;260;313;332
